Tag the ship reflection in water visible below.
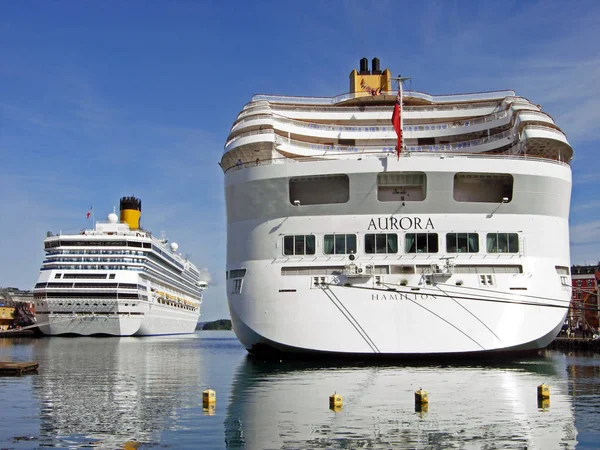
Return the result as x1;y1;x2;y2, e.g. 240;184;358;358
225;356;578;449
31;335;203;448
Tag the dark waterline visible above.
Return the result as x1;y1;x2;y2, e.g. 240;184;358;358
0;332;598;449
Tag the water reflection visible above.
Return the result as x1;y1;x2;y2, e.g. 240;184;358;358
30;335;203;448
225;355;578;449
566;352;600;448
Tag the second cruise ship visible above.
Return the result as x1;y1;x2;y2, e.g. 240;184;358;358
221;58;573;357
34;197;207;336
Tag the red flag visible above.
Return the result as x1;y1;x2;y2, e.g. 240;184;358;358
391;91;402;159
86;206;92;219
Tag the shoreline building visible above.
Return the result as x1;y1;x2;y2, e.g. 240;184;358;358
570;264;600;333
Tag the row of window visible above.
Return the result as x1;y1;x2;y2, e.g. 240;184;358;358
44;240;152;249
34;292;141;299
46;250;146;256
58;273;114;279
43;266;143;271
35;282;144;290
289;172;514;206
283;232;519;255
44;242;185;271
157;298;198;311
44;257;145;264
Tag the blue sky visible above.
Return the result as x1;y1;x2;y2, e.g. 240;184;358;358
1;0;599;320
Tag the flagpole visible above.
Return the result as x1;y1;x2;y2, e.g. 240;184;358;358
399;80;403;154
393;75;411;157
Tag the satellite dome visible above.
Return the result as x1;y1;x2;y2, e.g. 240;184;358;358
170;242;179;252
107;213;118;223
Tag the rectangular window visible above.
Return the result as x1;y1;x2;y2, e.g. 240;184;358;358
377;172;426;202
446;233;479;253
233;279;243;294
486;233;519;253
324;234;357;255
454;173;513;203
405;233;438;254
365;234;398;254
230;268;247;278
480;274;494;286
283;235;316;256
289;174;349;206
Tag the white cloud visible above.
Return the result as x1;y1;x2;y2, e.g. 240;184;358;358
197;268;214;285
572;201;600;213
570;221;600;245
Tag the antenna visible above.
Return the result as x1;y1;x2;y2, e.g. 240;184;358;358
391;75;411;92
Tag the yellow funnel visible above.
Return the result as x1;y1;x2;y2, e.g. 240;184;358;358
120;196;142;230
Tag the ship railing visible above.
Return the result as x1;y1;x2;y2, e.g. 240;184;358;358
46;229;151;238
225;125;514;155
230;113;274;132
223;112;570;171
223;150;570;173
252;89;516;105
522;124;569;135
225;128;274;148
230;108;525;135
274;128;517;153
239;99;507;120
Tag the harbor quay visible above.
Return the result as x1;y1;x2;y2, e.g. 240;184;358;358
549;337;600;352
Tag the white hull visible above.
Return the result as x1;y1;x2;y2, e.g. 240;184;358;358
228;277;566;356
38;313;143;336
37;301;200;337
136;303;200;336
224;157;572;357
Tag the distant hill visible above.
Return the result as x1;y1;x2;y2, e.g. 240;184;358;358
200;319;232;331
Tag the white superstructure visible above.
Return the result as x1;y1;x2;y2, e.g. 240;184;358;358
222;58;573;357
34;197;207;336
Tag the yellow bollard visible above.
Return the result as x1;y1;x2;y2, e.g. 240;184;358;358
203;389;216;406
415;401;429;415
538;397;550;410
415;389;428;404
537;384;550;400
203;403;216;416
329;393;343;411
415;388;429;415
330;404;343;413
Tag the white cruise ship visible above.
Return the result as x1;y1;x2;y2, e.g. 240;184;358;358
34;197;207;336
222;58;573;357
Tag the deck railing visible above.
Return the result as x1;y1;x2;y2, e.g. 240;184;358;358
252;89;516;105
230;108;533;135
223;150;570;174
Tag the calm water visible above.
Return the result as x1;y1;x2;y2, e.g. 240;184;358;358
0;331;599;449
